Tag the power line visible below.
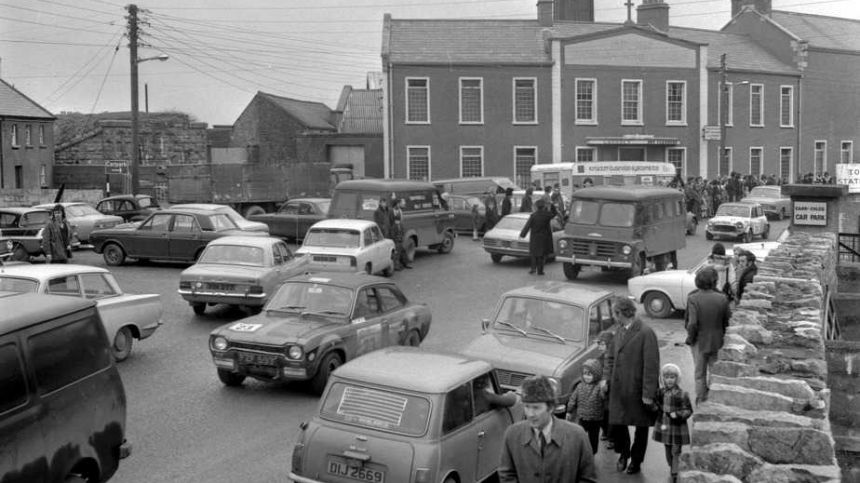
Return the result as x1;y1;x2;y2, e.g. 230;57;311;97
43;28;124;105
90;41;121;114
0;1;118;25
0;14;117;34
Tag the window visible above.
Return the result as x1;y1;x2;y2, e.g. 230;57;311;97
25;125;32;146
576;147;596;163
29;315;112;394
750;84;764;127
363;228;373;247
666;81;686;124
405;78;429;124
407;146;430;181
621;80;642;125
39;125;45;146
14;166;23;189
79;273;118;299
575;78;596;123
459;78;483;124
11;124;18;147
749;147;763;176
667;148;685;178
0;343;28;413
814;141;827;176
780;147;793;182
780;86;794;127
719;147;733;177
377;286;405;312
460;146;483;178
513;78;537;124
39;165;47;188
280;203;300;215
841;141;854;164
472;373;499;416
48;276;81;296
171;215;196;232
514;147;537;187
140;213;172;231
353;288;380;318
442;383;473;434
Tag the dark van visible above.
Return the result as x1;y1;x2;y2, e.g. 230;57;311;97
555;186;686;280
329;179;457;261
0;293;130;483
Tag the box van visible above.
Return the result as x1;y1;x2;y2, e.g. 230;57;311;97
555;186;686;279
329;179;457;261
530;162;677;200
433;177;520;196
0;293;130;483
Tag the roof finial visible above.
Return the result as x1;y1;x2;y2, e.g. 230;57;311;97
625;0;635;24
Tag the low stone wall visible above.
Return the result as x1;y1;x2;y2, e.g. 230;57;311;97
681;232;842;482
0;188;104;206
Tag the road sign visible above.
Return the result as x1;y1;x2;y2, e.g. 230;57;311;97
105;160;128;174
702;126;721;141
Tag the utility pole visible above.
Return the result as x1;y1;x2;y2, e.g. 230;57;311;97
128;3;140;195
719;53;728;177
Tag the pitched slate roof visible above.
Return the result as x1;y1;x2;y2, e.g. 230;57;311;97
770;10;860;52
0;78;54;119
339;88;383;134
669;27;799;74
258;92;335;130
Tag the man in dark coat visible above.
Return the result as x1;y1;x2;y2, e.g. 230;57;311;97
735;250;758;301
484;188;500;231
518;198;555;275
373;197;392;238
685;266;731;404
41;204;72;264
519;187;533;213
604;296;660;475
501;188;513;217
499;375;597;483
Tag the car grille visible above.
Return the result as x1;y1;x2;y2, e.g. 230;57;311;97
230;341;283;352
496;369;533;389
336;386;408;426
483;239;529;250
570;240;617;257
710;224;738;233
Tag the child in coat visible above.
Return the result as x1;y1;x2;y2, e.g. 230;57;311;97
596;331;614;449
565;358;605;454
652;363;694;483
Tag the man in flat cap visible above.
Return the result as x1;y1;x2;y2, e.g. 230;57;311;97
499;375;597;482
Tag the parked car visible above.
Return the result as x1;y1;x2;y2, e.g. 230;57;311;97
289;347;522;483
0;293;130;482
0;207;81;261
170;203;269;232
34;201;123;243
446;194;486;234
741;185;792;220
0;233;11;260
179;235;309;315
705;202;770;242
462;282;616;414
482;213;564;264
208;272;432;393
0;264;163;361
96;194;161;222
90;207;266;266
247;198;330;241
297;219;395;276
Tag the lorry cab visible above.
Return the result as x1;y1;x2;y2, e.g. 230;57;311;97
555;186;686;280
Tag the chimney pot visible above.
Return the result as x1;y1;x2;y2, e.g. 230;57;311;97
637;0;670;31
537;0;554;27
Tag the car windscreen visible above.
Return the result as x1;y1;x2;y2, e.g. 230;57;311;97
317;201;331;215
0;277;39;293
749;187;779;198
493;216;526;231
570;200;600;225
715;205;751;217
599;203;635;227
304;228;360;248
494;296;585;341
266;281;353;315
67;205;100;217
206;214;239;231
199;245;264;266
321;382;431;437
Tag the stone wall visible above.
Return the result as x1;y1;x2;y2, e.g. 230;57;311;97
681;232;842;482
0;188;104;206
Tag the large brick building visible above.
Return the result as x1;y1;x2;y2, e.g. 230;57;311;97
0;78;55;190
381;0;858;184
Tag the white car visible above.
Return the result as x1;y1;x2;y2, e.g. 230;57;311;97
705;202;770;243
628;240;781;318
170;203;270;233
0;264;162;361
296;219;395;276
482;213;564;264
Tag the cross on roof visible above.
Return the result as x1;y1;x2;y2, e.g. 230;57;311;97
625;0;635;24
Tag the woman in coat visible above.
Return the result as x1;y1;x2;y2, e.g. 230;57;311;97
518;198;555;275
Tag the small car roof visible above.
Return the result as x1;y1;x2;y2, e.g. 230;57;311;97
333;347;494;394
335;179;440;191
501;281;613;306
285;198;330;204
34;201;91;208
157;207;220;215
309;218;377;230
99;194;153;201
286;271;390;290
720;202;757;208
0;206;49;215
0;293;96;335
570;186;683;201
0;263;110;279
206;235;283;247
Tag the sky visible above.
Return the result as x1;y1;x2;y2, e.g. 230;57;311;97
1;0;858;126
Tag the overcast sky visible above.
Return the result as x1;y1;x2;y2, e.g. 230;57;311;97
1;0;858;125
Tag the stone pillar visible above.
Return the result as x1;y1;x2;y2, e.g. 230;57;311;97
782;184;847;236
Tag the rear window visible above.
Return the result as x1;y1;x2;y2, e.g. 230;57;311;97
493;216;526;231
321;382;431;437
28;314;111;394
0;276;39;293
304;228;360;248
199;245;264;266
22;211;49;227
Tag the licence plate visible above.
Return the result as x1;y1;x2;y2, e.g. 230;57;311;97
327;458;385;483
236;351;278;366
206;282;235;291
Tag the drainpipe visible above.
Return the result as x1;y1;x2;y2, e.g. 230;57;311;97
795;75;802;183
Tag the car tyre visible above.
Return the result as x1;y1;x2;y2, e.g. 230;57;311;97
11;244;29;262
437;232;455;254
244;205;265;218
382;254;394;277
311;352;342;395
705;230;713;241
643;292;673;319
563;262;580;280
490;253;503;264
192;303;206;315
217;369;245;387
762;224;770;240
404;329;421;347
112;326;134;362
103;243;126;266
743;229;753;243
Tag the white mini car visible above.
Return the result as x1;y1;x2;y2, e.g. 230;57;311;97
706;202;770;243
297;219;396;276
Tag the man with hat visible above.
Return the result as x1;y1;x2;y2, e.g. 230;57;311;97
41;204;72;264
499;375;597;482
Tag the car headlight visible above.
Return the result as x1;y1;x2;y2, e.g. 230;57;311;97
735;222;744;229
288;345;304;360
621;245;631;255
558;240;568;249
212;336;228;351
195;281;204;289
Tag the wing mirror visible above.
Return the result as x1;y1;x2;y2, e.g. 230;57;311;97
481;318;491;331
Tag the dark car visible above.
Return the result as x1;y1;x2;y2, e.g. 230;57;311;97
96;194;161;222
248;198;330;241
90;208;266;266
446;194;486;234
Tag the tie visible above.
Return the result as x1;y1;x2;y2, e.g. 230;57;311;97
539;431;547;457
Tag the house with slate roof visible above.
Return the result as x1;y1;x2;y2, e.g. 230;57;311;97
381;0;855;184
0;78;55;190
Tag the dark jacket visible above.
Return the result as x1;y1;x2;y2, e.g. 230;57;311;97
502;196;512;217
499;417;597;483
373;206;392;238
519;195;533;213
737;264;758;301
685;289;731;353
40;220;71;262
519;209;555;257
605;319;660;427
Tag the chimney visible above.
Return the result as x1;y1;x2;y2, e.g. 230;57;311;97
731;0;771;16
537;0;554;27
637;0;670;31
555;0;594;22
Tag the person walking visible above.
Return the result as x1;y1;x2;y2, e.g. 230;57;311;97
390;198;412;270
518;199;555;275
373;196;392;239
483;188;499;231
519;187;533;213
41;204;72;264
499;375;597;483
699;243;734;301
652;363;693;483
501;187;514;217
603;296;660;475
685;266;731;404
566;359;605;455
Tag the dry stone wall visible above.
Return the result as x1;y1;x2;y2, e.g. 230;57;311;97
681;232;842;483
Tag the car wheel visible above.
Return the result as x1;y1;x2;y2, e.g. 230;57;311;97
382;255;394;277
437;232;455;254
762;224;770;240
403;237;417;263
743;229;753;243
192;303;206;315
311;352;342;395
705;231;713;241
563;262;580;280
11;244;29;262
404;329;421;347
112;326;134;362
245;305;263;315
217;368;245;387
103;243;126;266
643;292;673;319
490;253;503;264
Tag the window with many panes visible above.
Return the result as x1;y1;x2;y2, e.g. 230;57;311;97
749;147;763;176
576;147;596;163
719;147;733;177
667;148;685;177
407;146;430;181
514;147;536;187
460;146;483;178
621;80;642;124
406;78;429;123
780;86;793;127
666;81;686;124
0;343;27;412
780;147;792;182
750;84;764;127
814;141;827;176
575;78;596;123
841;141;854;164
459;78;483;124
513;78;536;124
